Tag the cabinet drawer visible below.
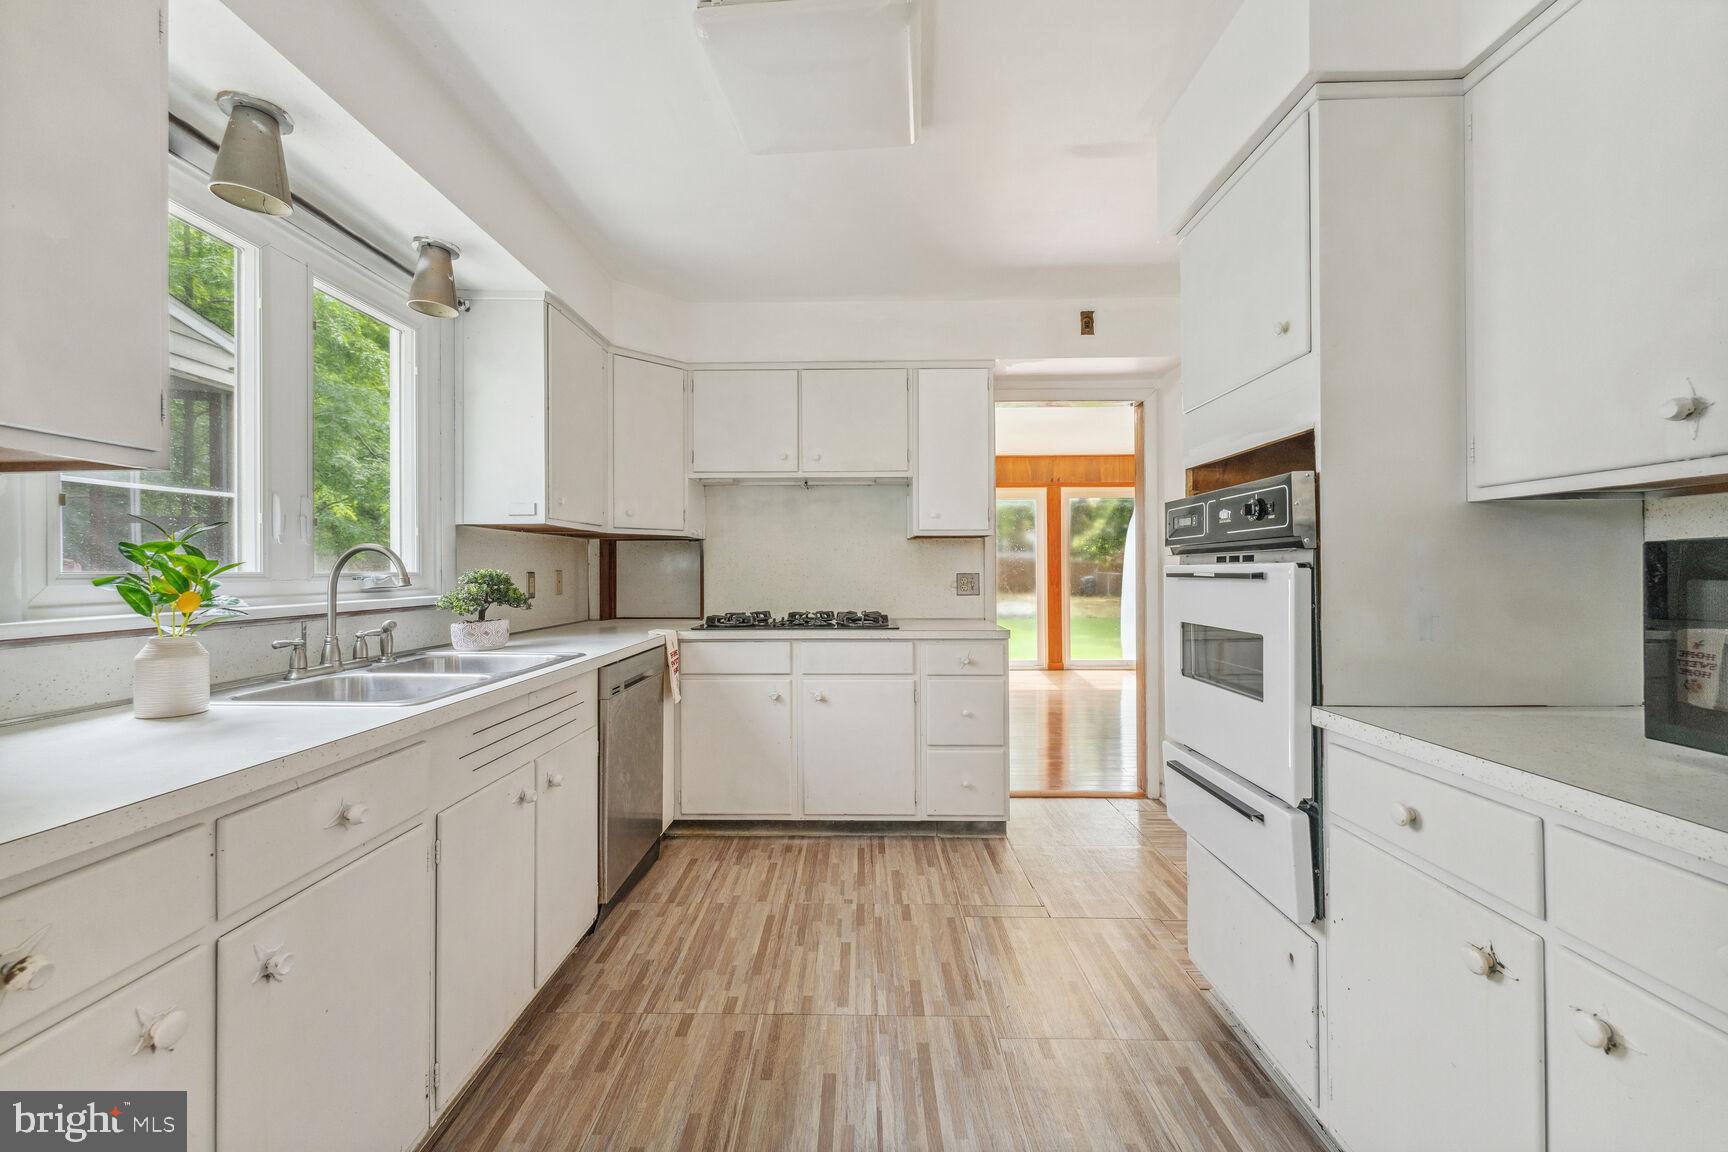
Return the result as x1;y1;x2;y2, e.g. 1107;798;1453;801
1328;741;1544;915
216;743;430;916
796;641;914;675
925;749;1007;817
919;640;1006;677
680;641;792;676
924;678;1006;746
0;825;212;1035
1548;826;1728;1016
1547;947;1728;1152
0;946;214;1151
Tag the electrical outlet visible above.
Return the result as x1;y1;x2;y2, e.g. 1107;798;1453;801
1080;309;1096;336
555;568;564;596
526;571;536;599
955;572;981;596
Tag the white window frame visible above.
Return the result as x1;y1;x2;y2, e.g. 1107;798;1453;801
5;157;452;634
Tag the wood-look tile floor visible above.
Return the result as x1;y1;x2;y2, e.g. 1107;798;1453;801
428;799;1324;1152
1010;670;1139;793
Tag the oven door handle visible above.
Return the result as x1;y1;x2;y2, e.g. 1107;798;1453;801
1164;571;1268;580
1166;760;1266;823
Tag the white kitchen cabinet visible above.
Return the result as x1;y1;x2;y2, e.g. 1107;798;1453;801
1326;825;1545;1152
691;369;798;474
1547;946;1728;1152
534;727;599;985
1467;0;1728;497
801;368;909;473
800;678;917;816
678;677;795;816
1179;112;1311;415
463;297;607;530
217;825;432;1152
911;368;992;536
0;946;214;1151
613;353;697;534
0;0;166;471
436;765;537;1107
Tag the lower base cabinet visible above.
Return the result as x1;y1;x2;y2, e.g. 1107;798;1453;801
801;678;916;816
0;946;215;1152
1548;947;1728;1152
1326;825;1545;1152
679;677;794;815
217;825;432;1152
436;764;537;1108
534;728;600;985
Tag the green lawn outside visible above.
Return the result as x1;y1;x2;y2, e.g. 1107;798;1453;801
997;597;1125;663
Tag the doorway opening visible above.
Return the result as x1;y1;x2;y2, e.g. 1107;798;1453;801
994;402;1144;797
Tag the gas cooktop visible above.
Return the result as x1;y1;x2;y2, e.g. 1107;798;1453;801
695;610;896;630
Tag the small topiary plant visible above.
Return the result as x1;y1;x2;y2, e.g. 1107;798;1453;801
436;568;531;621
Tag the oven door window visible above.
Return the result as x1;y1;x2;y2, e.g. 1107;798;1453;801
1180;623;1265;701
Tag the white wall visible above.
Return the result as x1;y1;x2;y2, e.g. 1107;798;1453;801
701;486;985;619
996;405;1138;456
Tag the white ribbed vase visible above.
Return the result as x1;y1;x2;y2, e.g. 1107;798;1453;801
450;619;509;651
133;636;211;719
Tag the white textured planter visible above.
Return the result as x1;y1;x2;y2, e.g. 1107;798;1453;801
450;619;510;651
133;636;210;719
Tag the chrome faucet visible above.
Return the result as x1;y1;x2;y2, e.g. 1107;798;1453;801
317;544;411;671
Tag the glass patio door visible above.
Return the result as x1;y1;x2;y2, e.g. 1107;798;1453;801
1063;490;1136;667
994;491;1043;667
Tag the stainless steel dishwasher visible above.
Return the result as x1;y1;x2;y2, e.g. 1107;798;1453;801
598;648;665;905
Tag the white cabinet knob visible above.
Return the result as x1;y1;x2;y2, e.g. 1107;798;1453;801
1659;396;1702;421
0;952;55;992
778;452;789;461
768;691;782;701
811;691;827;702
931;511;942;519
961;709;975;718
962;780;975;790
1572;1011;1616;1052
1461;944;1497;977
624;509;636;518
1274;320;1291;335
134;1007;190;1055
958;654;973;667
338;801;369;827
252;943;293;984
516;788;537;805
813;452;823;461
545;772;565;788
1390;803;1418;828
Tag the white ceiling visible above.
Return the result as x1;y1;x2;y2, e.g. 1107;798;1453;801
365;0;1239;302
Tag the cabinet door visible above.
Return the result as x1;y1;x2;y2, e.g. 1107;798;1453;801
0;0;166;468
546;308;607;530
436;765;537;1106
678;678;794;816
913;368;991;535
218;826;432;1152
1179;113;1311;413
1548;947;1728;1152
0;947;214;1152
1468;0;1728;492
1326;826;1544;1152
802;368;908;473
612;355;688;532
801;678;916;816
535;727;599;984
691;369;798;473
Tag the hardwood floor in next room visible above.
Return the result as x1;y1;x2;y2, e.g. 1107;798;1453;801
1010;670;1140;794
428;799;1323;1152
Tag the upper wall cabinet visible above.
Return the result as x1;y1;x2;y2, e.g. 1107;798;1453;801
1468;0;1728;498
463;297;608;531
1180;113;1312;416
691;369;799;473
911;368;992;536
613;354;700;535
0;0;166;470
803;369;909;473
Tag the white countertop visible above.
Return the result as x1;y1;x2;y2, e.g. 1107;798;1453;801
0;620;691;879
1315;705;1728;867
677;619;1007;640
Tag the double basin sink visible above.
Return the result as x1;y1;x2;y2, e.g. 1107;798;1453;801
217;650;583;707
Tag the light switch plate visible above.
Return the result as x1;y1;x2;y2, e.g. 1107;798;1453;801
956;572;981;596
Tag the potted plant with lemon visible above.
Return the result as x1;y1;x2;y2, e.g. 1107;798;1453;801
93;518;247;718
438;568;531;651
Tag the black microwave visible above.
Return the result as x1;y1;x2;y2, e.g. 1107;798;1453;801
1645;538;1728;754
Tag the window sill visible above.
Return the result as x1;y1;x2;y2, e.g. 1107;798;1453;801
0;593;442;646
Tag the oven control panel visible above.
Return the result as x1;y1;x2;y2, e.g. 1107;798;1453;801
1165;471;1317;555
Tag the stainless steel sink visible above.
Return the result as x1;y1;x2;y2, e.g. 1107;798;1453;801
222;673;491;706
382;652;580;676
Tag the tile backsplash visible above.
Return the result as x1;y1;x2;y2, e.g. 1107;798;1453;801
1646;492;1728;541
453;526;591;629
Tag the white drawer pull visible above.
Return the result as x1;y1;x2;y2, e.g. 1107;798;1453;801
962;780;975;790
1275;320;1291;335
1390;803;1418;828
768;691;782;701
813;452;823;462
1658;396;1702;422
961;709;975;718
1460;943;1498;978
812;691;827;702
133;1006;190;1055
545;772;565;788
516;788;537;806
253;943;294;984
958;654;973;667
778;452;789;461
331;801;369;828
0;950;55;993
1572;1011;1616;1052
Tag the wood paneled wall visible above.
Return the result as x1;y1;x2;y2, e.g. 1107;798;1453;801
996;454;1137;487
